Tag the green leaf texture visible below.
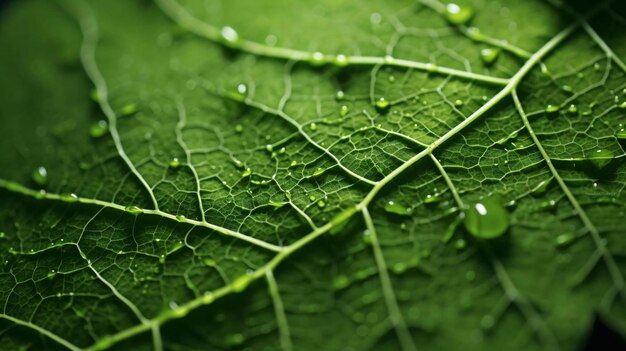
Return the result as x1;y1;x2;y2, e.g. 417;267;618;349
1;0;625;350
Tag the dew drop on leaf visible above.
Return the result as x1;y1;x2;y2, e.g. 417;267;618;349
480;315;495;330
60;193;79;203
454;99;464;107
317;200;326;208
169;157;181;168
455;238;467;249
32;166;48;186
567;104;578;114
340;105;350;116
383;200;412;216
444;3;474;25
615;129;626;140
220;26;239;46
545;105;559;114
555;232;577;247
463;196;509;239
618;101;626;109
335;90;345;100
562;85;573;93
375;97;390;112
309;123;317;131
311;51;325;65
480;48;499;65
332;275;350;290
587;149;614;169
125;206;142;215
334;54;348;66
90;120;108;138
120;103;138;116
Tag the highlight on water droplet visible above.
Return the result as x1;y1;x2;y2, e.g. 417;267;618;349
32;166;48;186
480;48;499;66
567;104;578;115
444;3;474;25
125;206;142;215
336;90;345;100
311;51;325;65
463;196;509;239
90;120;108;138
615;128;626;140
309;123;318;131
334;54;349;67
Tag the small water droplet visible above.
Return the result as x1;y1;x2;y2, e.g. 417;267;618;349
312;168;325;177
32;166;48;186
334;54;348;66
375;97;390;112
220;26;239;46
615;129;626;140
120;103;138;116
445;3;474;25
317;200;326;208
567;104;578;114
241;168;252;178
333;275;350;290
169;157;181;168
480;315;495;330
463;196;509;239
125;206;142;215
336;90;345;100
455;238;467;249
383;200;412;216
234;124;243;133
309;123;317;131
545;105;559;114
61;193;79;203
480;48;499;65
340;105;350;116
555;232;577;247
90;120;108;138
311;51;325;65
561;85;573;93
618;101;626;109
176;215;186;222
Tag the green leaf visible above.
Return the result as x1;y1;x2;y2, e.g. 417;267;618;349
1;0;625;350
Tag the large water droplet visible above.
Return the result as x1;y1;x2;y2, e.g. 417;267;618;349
463;196;509;239
169;157;181;168
616;129;626;140
445;3;474;25
32;166;48;186
587;149;614;169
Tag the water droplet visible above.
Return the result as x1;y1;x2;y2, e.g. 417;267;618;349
120;103;138;116
32;166;48;186
269;200;287;209
445;3;474;25
454;99;464;107
561;85;573;93
555;232;577;247
424;193;441;204
567;104;578;114
125;206;142;215
383;200;412;216
480;315;495;330
234;124;243;133
312;168;325;177
545;105;559;114
309;195;317;202
375;97;390;112
587;149;614;169
339;105;350;116
309;123;317;131
231;274;252;292
618;101;626;109
336;90;345;100
220;26;239;46
333;275;350;290
61;193;79;203
480;48;499;65
176;215;186;222
169;157;181;168
225;333;244;346
311;51;325;65
455;238;467;249
334;54;349;66
615;129;626;140
317;200;326;208
463;196;509;239
90;120;108;138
